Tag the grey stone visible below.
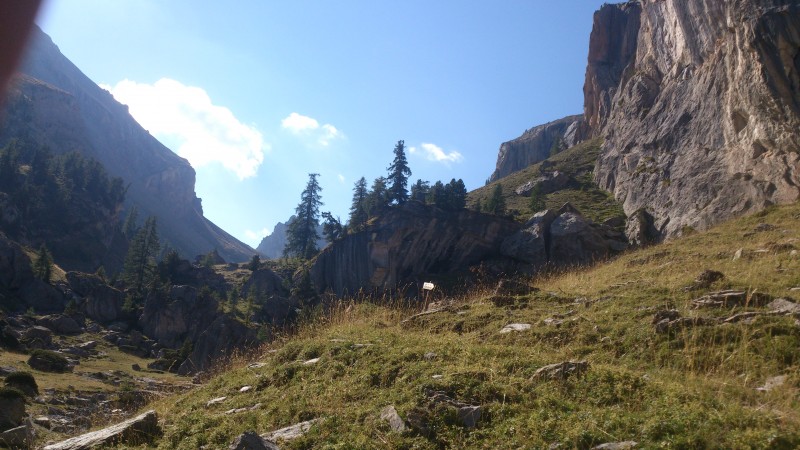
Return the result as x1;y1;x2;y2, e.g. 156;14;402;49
533;361;589;381
0;419;35;449
42;410;160;450
261;419;321;442
500;323;531;334
592;442;638;450
228;431;279;450
380;405;407;432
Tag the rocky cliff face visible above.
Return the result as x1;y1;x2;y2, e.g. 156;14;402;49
309;202;522;297
0;26;255;262
487;115;585;183
588;0;800;238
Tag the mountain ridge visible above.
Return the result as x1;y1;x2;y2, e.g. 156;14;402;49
0;26;256;263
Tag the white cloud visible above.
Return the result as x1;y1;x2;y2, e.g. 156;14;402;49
409;143;464;165
244;227;270;243
337;174;346;183
106;78;267;179
281;112;343;147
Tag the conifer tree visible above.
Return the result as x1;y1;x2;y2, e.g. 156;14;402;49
321;212;343;242
33;244;53;283
387;140;411;204
122;216;160;297
284;173;323;260
485;184;506;215
366;176;389;217
410;179;430;203
444;178;467;210
427;181;445;208
122;205;139;238
529;184;546;212
348;177;369;231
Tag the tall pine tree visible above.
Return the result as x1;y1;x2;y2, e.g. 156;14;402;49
387;140;411;204
348;176;369;231
284;173;323;260
122;216;160;297
410;179;430;203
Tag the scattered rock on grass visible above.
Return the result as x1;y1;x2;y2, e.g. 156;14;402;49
380;405;407;432
767;298;800;315
42;410;160;450
691;290;772;309
425;389;482;429
592;441;638;450
500;323;531;334
229;431;279;450
494;279;535;296
756;375;787;392
683;269;724;291
262;418;322;442
206;396;227;408
532;361;589;381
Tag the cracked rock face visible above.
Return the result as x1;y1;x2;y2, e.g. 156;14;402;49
588;0;800;239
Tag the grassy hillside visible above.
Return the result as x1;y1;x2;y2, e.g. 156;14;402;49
468;138;625;224
126;201;800;449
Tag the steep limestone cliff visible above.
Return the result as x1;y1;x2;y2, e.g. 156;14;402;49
588;0;800;238
0;26;255;262
487;115;585;183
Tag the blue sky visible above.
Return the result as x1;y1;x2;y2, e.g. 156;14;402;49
36;0;608;247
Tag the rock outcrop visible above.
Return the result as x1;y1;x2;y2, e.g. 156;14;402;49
2;26;255;262
488;115;585;183
500;204;627;267
42;410;161;450
588;0;800;239
0;233;64;313
309;202;521;296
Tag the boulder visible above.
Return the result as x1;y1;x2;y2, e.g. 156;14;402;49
66;272;124;324
139;285;220;349
0;388;26;431
501;210;557;265
0;419;35;449
380;405;407;433
179;315;255;374
515;171;571;197
42;410;160;450
261;419;322;442
625;209;658;247
36;315;82;335
532;361;589;380
229;431;279;450
20;326;53;349
549;204;627;267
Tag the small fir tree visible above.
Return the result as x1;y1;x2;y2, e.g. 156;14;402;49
348;177;369;231
122;216;160;303
33;244;53;283
528;184;546;212
410;179;430;203
485;184;506;215
387;140;412;204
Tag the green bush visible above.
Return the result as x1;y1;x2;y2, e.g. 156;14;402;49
0;386;25;401
28;349;70;372
4;371;38;396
